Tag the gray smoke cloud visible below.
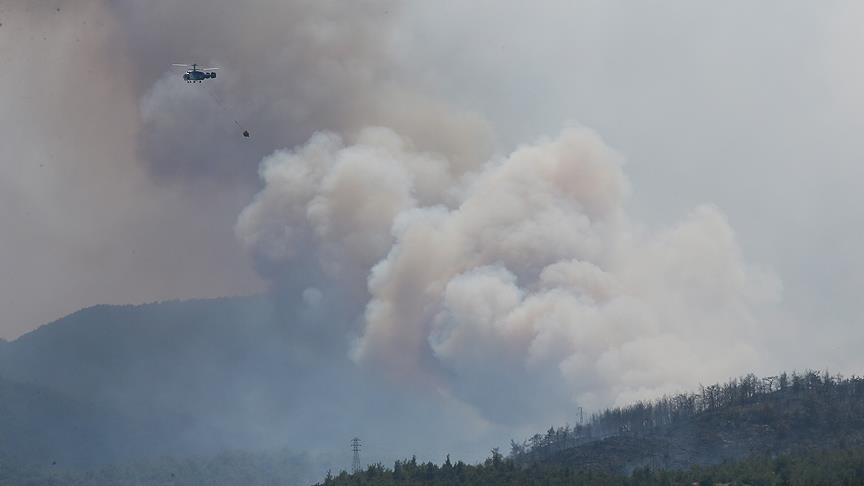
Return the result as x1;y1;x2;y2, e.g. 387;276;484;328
115;0;492;183
237;125;781;427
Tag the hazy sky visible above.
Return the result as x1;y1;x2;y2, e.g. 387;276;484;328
3;0;864;415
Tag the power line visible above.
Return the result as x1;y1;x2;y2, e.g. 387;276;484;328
351;437;362;474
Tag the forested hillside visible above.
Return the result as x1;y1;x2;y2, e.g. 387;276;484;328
507;371;864;473
317;372;864;485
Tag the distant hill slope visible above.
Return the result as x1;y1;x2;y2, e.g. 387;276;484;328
0;295;506;476
0;374;158;466
0;296;283;465
0;296;279;409
0;295;366;466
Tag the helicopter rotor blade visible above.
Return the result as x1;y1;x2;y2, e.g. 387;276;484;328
172;64;191;68
199;67;221;70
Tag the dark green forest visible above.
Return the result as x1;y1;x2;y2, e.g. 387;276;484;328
494;370;864;475
317;447;864;486
314;371;864;485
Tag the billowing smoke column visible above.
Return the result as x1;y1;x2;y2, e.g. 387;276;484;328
117;0;492;184
237;126;781;427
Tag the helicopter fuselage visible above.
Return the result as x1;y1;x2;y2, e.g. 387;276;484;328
184;69;216;83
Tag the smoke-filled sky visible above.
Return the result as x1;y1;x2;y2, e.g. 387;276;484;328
4;0;864;448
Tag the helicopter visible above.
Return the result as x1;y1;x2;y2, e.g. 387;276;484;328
172;63;219;83
170;63;250;138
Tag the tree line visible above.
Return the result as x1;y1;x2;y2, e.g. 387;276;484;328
316;446;864;486
509;370;864;463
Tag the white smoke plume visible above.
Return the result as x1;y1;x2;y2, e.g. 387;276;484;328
237;126;781;427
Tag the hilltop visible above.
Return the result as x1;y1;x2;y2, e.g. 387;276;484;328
0;296;354;473
318;372;864;485
511;371;864;473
